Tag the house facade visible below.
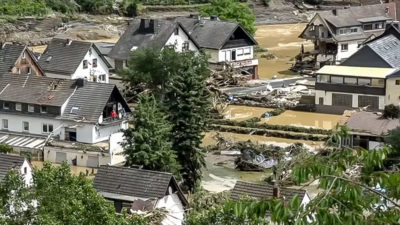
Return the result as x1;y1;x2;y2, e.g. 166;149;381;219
37;38;111;83
0;43;44;76
0;154;33;186
178;16;259;78
109;19;199;71
299;3;396;68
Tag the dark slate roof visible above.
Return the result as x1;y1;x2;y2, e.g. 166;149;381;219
109;19;181;60
0;73;76;106
177;17;257;49
0;154;26;181
366;34;400;68
319;3;396;28
231;181;307;201
94;42;115;56
38;38;92;75
0;44;25;75
94;166;188;205
60;81;117;123
346;112;400;136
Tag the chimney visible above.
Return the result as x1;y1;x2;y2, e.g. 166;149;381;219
76;78;84;87
149;19;158;34
332;9;337;16
272;180;280;198
139;19;158;34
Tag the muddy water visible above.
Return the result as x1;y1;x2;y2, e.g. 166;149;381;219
223;105;345;130
31;161;97;179
255;23;313;79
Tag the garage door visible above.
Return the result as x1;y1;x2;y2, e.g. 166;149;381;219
87;156;99;167
332;93;352;107
55;152;67;163
358;96;379;110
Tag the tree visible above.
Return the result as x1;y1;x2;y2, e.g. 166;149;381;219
120;48;184;98
201;0;256;35
382;104;400;119
122;93;180;175
0;143;13;153
165;51;211;192
386;127;400;156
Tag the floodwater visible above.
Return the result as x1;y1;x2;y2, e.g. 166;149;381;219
255;23;313;79
223;105;346;130
31;161;97;179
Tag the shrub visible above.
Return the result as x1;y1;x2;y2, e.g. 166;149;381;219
382;104;400;119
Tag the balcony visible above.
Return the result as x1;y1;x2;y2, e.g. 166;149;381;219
315;82;385;95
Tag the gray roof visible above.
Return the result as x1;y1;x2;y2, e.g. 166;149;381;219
94;166;188;205
366;34;400;68
0;154;26;181
231;181;307;201
319;3;395;28
177;17;257;49
346;112;400;136
0;44;25;75
94;42;115;56
0;73;76;107
109;19;183;60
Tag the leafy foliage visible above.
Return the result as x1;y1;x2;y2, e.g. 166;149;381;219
122;93;180;175
201;0;256;35
44;0;79;14
165;51;211;192
0;0;48;16
0;144;13;153
75;0;114;14
385;127;400;156
382;104;400;119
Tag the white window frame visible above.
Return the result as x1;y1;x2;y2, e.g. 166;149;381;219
237;48;244;56
15;103;22;111
2;119;8;130
341;43;348;52
22;52;26;59
27;67;31;75
23;121;29;132
40;105;47;114
42;123;54;134
243;47;251;55
28;104;34;113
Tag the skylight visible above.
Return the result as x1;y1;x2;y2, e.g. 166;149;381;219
70;107;79;114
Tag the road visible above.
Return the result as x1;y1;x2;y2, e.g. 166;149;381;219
220;77;315;96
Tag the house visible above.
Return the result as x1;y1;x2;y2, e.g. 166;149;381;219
314;65;400;113
94;166;188;225
0;43;44;76
0;154;33;186
178;16;259;79
37;38;112;83
299;3;397;68
344;111;400;149
109;18;199;71
231;181;310;206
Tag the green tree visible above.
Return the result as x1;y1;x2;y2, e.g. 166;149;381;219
165;51;211;192
386;127;400;156
201;0;256;35
75;0;114;14
0;144;13;153
122;93;180;174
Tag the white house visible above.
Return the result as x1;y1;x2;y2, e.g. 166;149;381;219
0;154;33;186
299;3;397;68
109;18;199;71
178;16;259;79
37;38;112;83
0;74;131;167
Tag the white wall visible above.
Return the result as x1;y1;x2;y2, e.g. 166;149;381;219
336;40;361;62
94;121;127;143
218;46;254;62
72;46;110;83
385;78;400;106
44;146;111;167
109;132;126;165
165;26;198;52
0;114;62;137
155;193;185;225
315;90;385;110
19;159;33;186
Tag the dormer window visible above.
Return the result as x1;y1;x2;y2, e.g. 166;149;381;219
3;102;10;110
40;105;47;113
15;103;21;111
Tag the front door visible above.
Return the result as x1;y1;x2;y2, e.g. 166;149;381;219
319;97;324;105
231;50;236;61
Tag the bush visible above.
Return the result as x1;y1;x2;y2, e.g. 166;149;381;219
382;104;400;119
119;0;138;17
0;0;48;16
0;144;13;153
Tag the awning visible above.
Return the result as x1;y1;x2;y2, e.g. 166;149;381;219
316;65;397;78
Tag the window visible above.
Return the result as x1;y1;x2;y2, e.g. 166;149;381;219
28;105;34;112
99;74;106;82
17;68;21;74
174;27;179;35
317;75;330;83
339;29;344;35
70;106;79;114
375;23;383;29
92;58;97;68
2;119;8;129
22;52;26;59
40;105;47;113
350;28;358;33
83;60;88;69
27;67;31;74
182;41;189;51
23;121;29;132
344;77;357;85
358;78;371;86
396;80;400;85
24;167;27;174
371;79;385;87
3;102;10;110
243;47;251;55
42;123;54;133
341;44;348;52
237;48;244;56
363;24;373;31
15;103;21;111
331;76;344;84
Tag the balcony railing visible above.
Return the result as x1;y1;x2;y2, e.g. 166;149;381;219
315;82;385;95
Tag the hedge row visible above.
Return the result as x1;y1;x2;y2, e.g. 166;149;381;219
209;118;331;135
209;125;328;141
